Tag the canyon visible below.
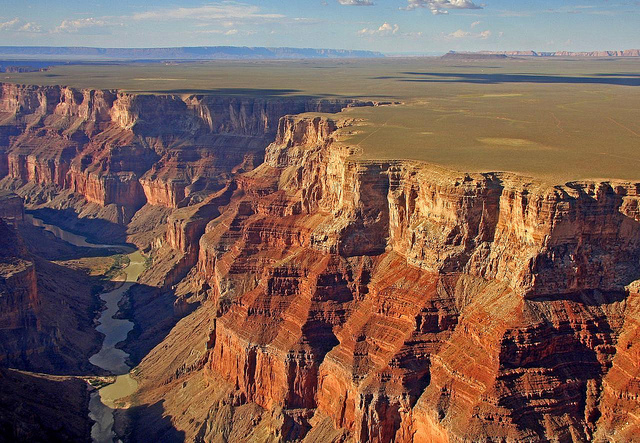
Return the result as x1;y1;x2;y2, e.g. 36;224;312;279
0;81;639;443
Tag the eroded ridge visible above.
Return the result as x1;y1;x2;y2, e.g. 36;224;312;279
129;114;640;442
0;83;370;219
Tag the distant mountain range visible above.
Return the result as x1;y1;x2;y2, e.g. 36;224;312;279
461;49;640;58
0;46;383;60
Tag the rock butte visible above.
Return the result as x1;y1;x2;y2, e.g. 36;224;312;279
1;83;639;442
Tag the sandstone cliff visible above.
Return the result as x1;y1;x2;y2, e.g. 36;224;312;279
125;114;640;442
2;81;639;442
0;83;370;241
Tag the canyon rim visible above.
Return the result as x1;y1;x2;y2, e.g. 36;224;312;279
1;1;640;442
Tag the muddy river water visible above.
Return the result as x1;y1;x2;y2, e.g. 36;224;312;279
25;214;143;443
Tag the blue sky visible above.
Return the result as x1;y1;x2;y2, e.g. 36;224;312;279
0;1;639;53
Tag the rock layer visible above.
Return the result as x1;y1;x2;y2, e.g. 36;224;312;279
0;83;370;220
127;114;640;441
2;81;639;441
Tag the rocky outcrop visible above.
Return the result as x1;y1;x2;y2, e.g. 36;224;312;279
386;167;640;298
0;191;24;222
262;115;640;298
0;83;371;225
594;282;640;441
127;114;640;441
0;214;102;374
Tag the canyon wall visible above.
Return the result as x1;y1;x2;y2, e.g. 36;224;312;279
2;81;639;441
0;203;102;374
129;114;640;442
262;115;640;298
0;83;371;230
0;220;39;363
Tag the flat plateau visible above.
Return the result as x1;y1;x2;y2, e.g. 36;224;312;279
4;57;639;183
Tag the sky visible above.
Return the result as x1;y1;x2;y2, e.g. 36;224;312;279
0;0;639;53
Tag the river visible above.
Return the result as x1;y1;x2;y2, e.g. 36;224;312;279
25;214;143;443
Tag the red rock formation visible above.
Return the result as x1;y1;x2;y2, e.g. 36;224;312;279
3;82;640;441
131;114;640;441
0;83;368;222
595;282;640;441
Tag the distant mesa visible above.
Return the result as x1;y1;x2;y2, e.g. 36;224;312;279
454;49;640;58
441;51;511;60
4;46;639;62
0;46;383;60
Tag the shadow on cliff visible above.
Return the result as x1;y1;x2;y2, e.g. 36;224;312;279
527;290;628;306
126;400;186;443
19;222;124;262
28;208;130;246
500;332;606;439
390;72;640;86
118;283;199;367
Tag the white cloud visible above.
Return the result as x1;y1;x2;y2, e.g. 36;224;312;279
448;29;471;38
358;22;399;36
0;18;20;31
19;22;42;33
0;18;43;33
55;18;110;33
132;2;284;22
338;0;374;5
447;28;492;39
471;20;481;28
403;0;482;15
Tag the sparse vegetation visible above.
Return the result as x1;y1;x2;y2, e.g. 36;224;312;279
4;57;640;182
144;254;153;270
103;254;131;281
86;376;116;389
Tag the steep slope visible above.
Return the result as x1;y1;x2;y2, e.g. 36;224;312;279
125;115;640;442
0;210;103;374
0;83;371;243
0;368;92;443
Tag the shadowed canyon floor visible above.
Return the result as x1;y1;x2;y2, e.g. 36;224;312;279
0;58;639;442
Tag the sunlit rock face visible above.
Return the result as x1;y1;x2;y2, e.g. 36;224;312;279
0;83;367;217
3;82;640;441
129;115;639;442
